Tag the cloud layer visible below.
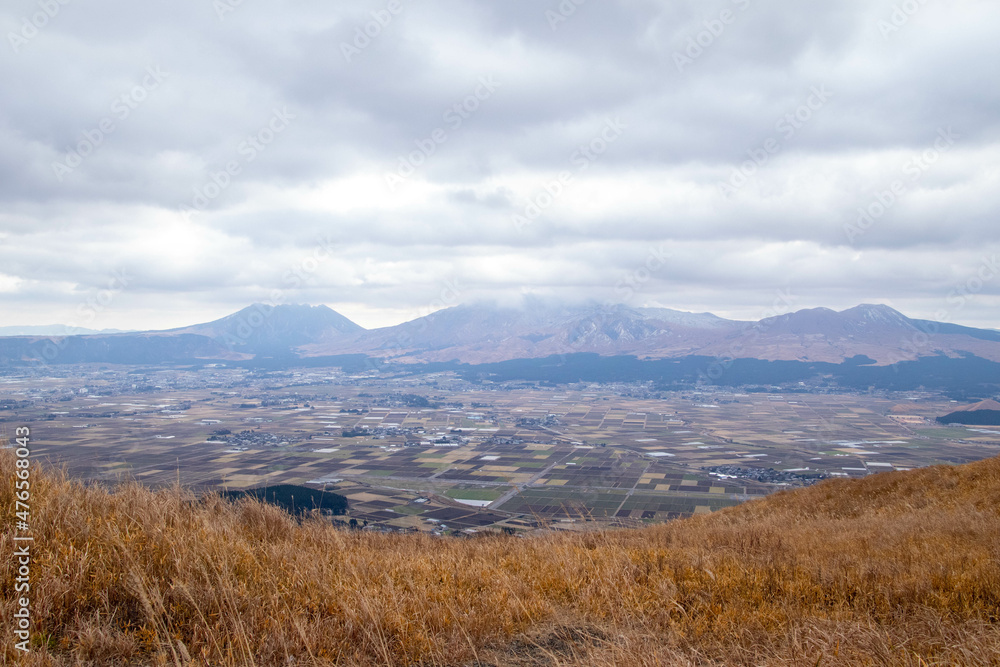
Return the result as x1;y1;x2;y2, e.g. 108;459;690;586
2;0;999;330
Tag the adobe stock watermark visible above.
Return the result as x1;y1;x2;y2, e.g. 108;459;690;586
946;254;999;313
512;117;627;232
51;66;168;182
615;245;673;303
361;277;464;371
341;0;412;63
217;235;338;350
35;269;131;365
718;84;833;197
878;0;930;39
545;244;672;366
673;0;752;73
699;288;797;385
384;76;501;192
546;0;587;31
844;127;958;244
11;426;33;654
886;254;998;365
180;107;295;218
214;0;248;21
7;0;72;54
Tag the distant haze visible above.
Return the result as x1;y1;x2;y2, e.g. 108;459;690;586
1;1;998;330
0;325;131;336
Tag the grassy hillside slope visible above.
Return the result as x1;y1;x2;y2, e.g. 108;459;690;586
2;451;999;666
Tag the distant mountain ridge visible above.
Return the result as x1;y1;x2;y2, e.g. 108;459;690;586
0;325;132;336
302;301;1000;365
690;303;1000;365
3;300;1000;368
300;300;746;363
167;304;364;356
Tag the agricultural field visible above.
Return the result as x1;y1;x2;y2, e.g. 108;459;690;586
2;364;998;534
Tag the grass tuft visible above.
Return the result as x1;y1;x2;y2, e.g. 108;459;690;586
3;451;999;665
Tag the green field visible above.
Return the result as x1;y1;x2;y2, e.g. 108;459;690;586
445;487;509;501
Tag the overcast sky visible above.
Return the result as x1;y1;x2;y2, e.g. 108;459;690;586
1;0;998;331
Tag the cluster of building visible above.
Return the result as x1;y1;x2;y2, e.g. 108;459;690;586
704;465;827;485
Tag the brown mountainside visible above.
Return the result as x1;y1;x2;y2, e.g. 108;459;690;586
302;302;1000;365
5;301;1000;366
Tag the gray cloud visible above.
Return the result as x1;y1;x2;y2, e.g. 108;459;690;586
1;0;998;331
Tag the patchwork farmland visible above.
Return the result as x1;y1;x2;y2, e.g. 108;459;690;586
2;364;998;534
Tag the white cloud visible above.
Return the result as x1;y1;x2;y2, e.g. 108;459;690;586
1;0;999;330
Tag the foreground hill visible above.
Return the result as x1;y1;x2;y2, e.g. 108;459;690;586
938;398;1000;425
2;453;999;665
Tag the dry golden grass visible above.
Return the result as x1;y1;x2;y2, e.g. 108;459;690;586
2;451;999;666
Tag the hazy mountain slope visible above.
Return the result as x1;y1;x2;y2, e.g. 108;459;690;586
0;304;365;365
300;300;744;362
694;304;1000;364
636;306;740;329
4;301;1000;367
168;303;364;355
302;302;1000;365
0;325;131;336
0;332;248;364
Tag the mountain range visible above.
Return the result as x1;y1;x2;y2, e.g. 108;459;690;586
3;299;1000;369
0;325;132;336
